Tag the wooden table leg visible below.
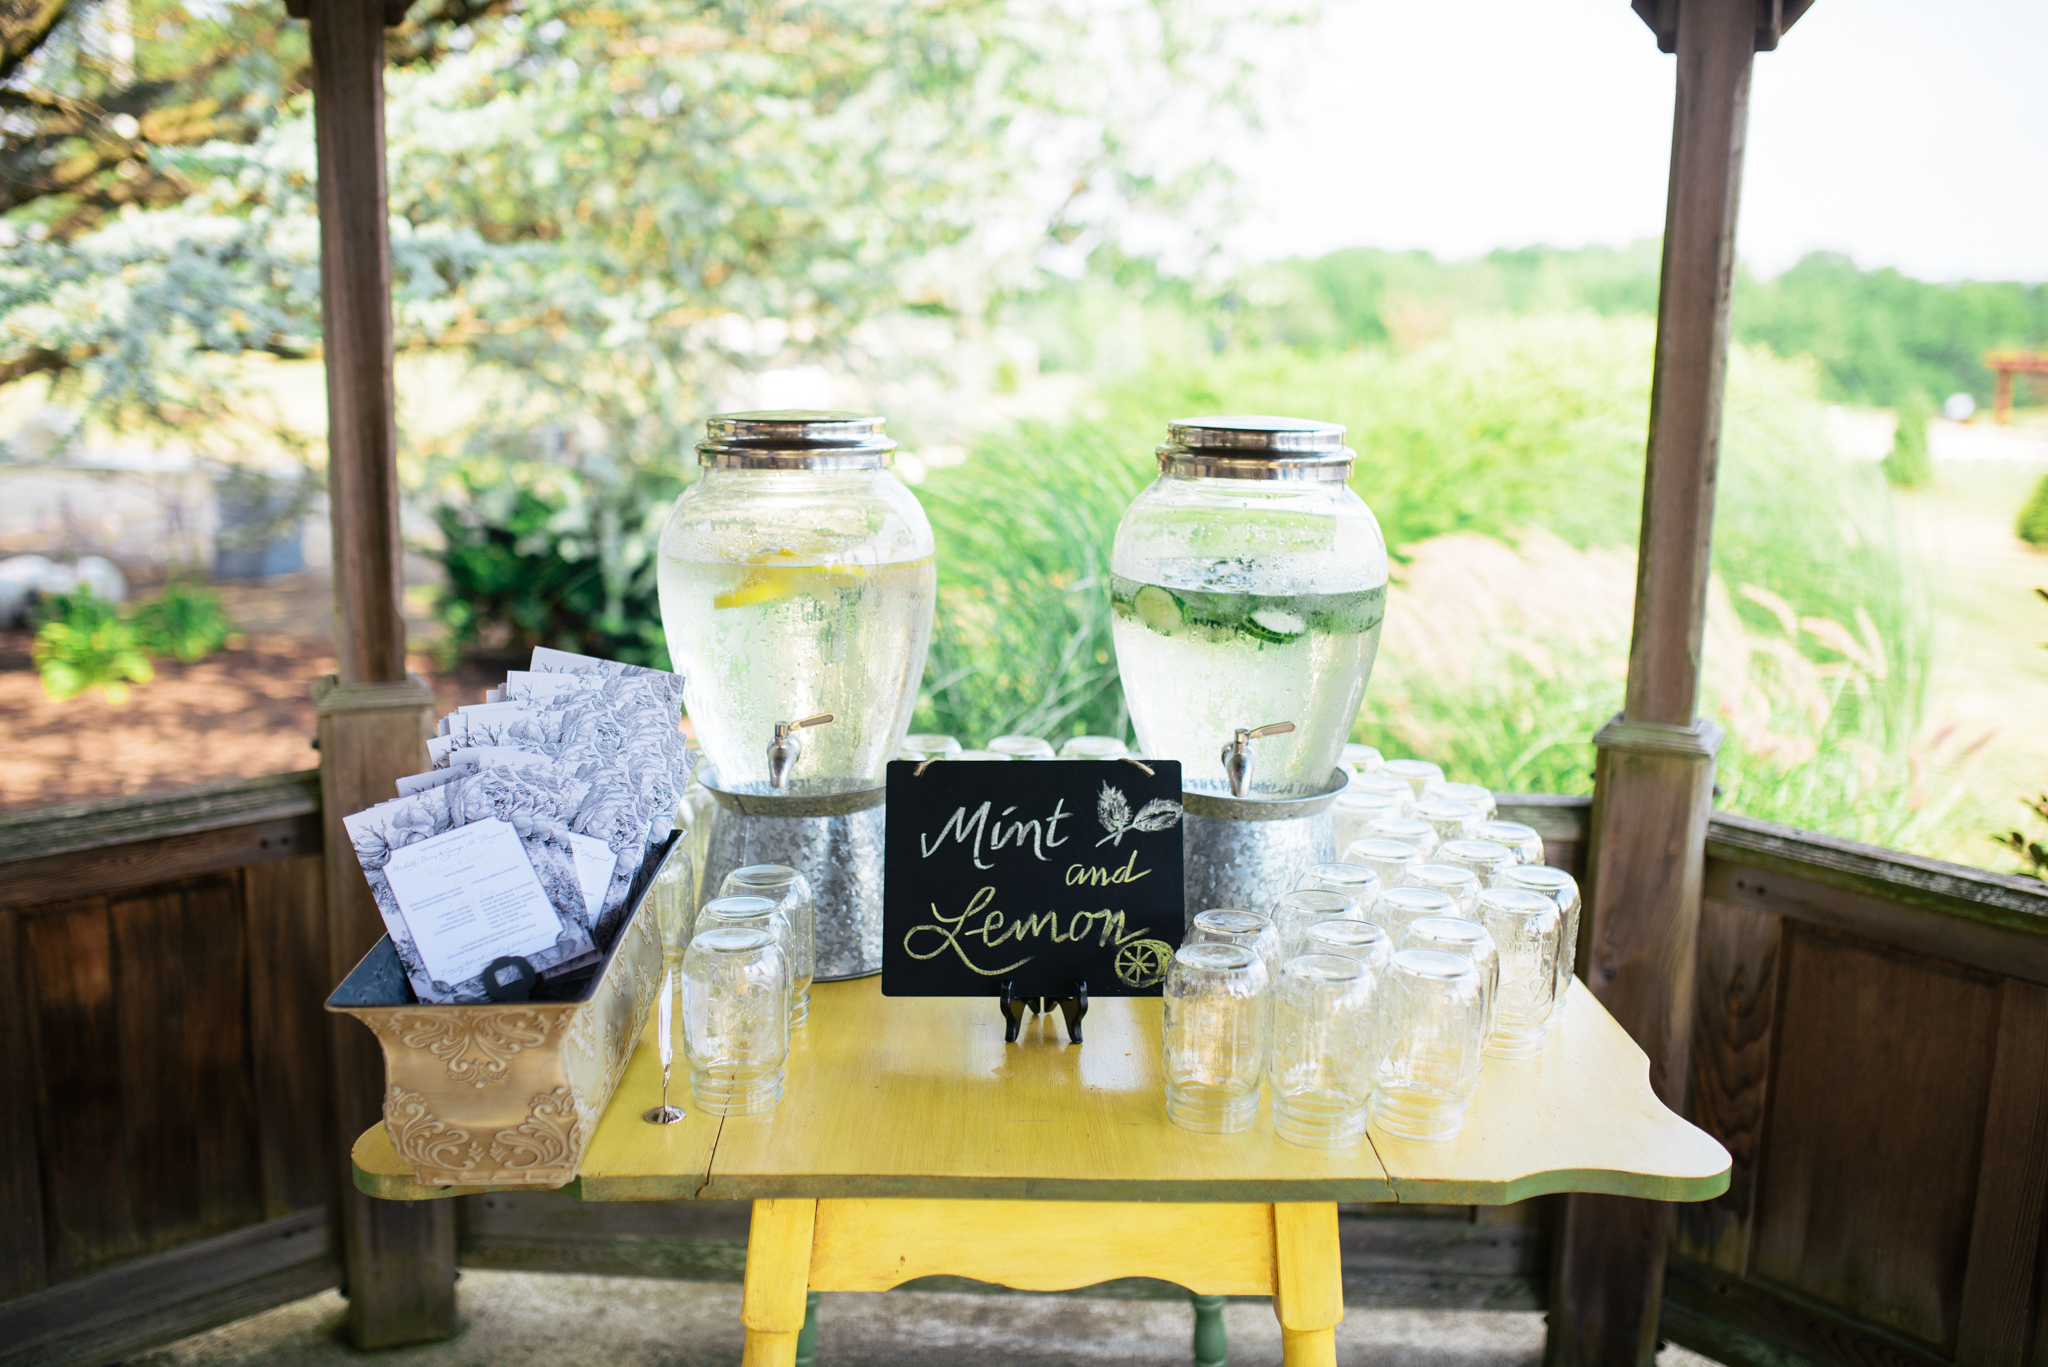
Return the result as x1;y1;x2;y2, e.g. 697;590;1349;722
795;1290;822;1367
1271;1202;1342;1367
742;1199;817;1367
1191;1291;1228;1367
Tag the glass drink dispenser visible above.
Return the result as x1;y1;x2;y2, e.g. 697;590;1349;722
1109;416;1388;917
658;411;935;976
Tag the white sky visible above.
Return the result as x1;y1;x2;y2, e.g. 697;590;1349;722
1230;0;2048;283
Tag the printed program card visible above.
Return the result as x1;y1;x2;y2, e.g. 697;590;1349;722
381;819;567;989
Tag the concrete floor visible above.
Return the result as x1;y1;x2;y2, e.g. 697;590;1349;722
128;1271;1723;1367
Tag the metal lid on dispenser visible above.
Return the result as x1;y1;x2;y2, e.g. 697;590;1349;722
698;410;897;470
1157;415;1354;481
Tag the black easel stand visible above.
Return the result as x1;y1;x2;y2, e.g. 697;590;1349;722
998;980;1088;1044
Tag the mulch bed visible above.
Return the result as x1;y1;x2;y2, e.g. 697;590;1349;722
0;632;501;813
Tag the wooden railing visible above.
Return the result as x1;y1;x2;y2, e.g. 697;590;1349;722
2;778;2042;1366
0;772;340;1367
1668;814;2048;1367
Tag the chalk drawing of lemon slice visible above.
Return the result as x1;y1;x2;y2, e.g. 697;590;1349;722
1114;939;1175;989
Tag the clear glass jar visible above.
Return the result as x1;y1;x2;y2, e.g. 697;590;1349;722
658;412;936;795
1371;948;1484;1142
1303;917;1392;978
1269;954;1378;1148
1400;915;1501;1045
651;842;698;974
1270;888;1360;958
1474;887;1562;1058
1342;836;1423;888
681;926;789;1115
718;864;816;1028
697;894;796;1023
1161;942;1269;1134
1296;861;1383;915
1109;418;1388;799
1188;908;1284;986
1490;864;1583;1034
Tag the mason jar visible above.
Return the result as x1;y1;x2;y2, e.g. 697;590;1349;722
1109;417;1389;799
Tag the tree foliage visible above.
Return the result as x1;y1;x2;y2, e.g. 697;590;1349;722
0;0;1286;663
1214;243;2048;413
2018;476;2048;548
0;0;509;400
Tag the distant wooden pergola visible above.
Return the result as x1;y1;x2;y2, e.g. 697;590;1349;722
296;0;1815;1360
1985;350;2048;424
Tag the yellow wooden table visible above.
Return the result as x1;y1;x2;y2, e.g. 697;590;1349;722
355;977;1729;1366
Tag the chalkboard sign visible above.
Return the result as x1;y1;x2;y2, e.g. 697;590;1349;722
882;759;1186;999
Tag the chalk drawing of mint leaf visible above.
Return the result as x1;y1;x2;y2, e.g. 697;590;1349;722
1096;782;1133;845
1097;785;1181;846
1131;798;1183;833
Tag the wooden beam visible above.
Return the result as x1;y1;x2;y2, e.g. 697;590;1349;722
312;0;406;688
1551;2;1757;1365
0;770;321;864
0;1207;337;1367
1662;1255;1952;1367
304;0;453;1345
1631;0;1816;55
313;676;446;1348
0;816;322;912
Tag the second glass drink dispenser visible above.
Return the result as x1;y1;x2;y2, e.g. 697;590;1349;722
1109;415;1389;916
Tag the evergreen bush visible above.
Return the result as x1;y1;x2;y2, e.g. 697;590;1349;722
1881;401;1934;489
2018;473;2048;546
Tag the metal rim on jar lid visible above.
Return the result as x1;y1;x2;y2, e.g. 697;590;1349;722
697;410;897;470
1157;415;1354;482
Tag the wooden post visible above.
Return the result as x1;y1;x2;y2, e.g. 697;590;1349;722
302;0;453;1348
1547;2;1756;1364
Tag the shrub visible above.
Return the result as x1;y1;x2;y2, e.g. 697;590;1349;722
1994;794;2048;878
1881;400;1934;489
426;456;684;669
2019;473;2048;547
32;589;154;703
130;581;239;662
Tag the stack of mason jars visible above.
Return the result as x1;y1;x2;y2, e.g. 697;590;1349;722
669;863;819;1116
900;732;1132;762
1162;755;1582;1146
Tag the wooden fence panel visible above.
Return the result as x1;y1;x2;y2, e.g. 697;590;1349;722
1748;925;1999;1354
23;901;140;1280
0;881;46;1301
112;878;267;1257
0;771;339;1365
245;856;342;1220
1954;979;2048;1367
1675;892;1783;1274
1668;814;2048;1367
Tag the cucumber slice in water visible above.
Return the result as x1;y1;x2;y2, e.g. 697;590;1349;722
1245;607;1307;643
1133;584;1183;634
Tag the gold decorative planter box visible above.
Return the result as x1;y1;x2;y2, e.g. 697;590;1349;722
326;836;676;1188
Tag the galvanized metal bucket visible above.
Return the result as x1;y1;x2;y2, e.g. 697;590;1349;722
1179;768;1348;928
697;772;886;980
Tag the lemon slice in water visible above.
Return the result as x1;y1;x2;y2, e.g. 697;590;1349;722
712;554;867;610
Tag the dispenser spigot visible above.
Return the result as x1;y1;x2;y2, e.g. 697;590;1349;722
1219;721;1297;798
767;713;835;788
